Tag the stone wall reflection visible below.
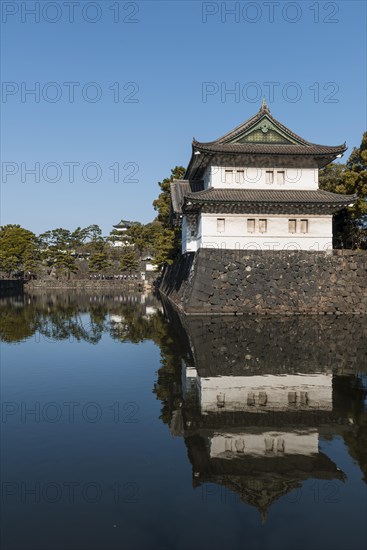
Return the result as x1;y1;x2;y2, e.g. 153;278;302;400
156;302;367;516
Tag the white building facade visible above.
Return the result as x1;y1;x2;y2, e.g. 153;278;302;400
171;102;355;253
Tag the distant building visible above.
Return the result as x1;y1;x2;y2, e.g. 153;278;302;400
110;219;136;247
142;255;158;272
170;101;355;253
112;219;135;233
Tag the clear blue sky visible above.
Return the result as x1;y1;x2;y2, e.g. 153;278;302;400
1;0;366;236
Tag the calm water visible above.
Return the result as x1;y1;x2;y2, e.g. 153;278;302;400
1;291;366;550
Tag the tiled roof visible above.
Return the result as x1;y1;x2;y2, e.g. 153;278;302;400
185;103;347;179
113;219;136;228
191;142;346;156
170;179;204;214
185;188;356;205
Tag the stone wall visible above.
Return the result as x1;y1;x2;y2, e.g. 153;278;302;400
25;278;144;291
160;249;367;315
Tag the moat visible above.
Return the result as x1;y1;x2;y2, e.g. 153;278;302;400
1;291;366;550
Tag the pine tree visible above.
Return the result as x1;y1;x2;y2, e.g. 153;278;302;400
119;249;139;272
0;225;38;274
89;251;111;273
153;166;185;227
319;132;367;248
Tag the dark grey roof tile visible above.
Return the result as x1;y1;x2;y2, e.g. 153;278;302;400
185;188;356;205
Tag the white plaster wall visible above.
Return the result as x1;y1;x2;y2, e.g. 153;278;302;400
204;165;319;190
182;215;200;253
198;373;333;413
145;263;158;272
198;213;333;252
209;430;319;457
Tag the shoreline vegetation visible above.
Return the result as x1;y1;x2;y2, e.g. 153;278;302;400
0;166;186;282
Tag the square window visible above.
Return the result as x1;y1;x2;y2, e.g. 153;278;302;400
265;170;274;184
259;219;267;233
247;219;255;233
277;171;285;184
217;218;225;232
289;219;297;234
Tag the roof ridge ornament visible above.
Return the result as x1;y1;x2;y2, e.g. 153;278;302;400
260;98;270;113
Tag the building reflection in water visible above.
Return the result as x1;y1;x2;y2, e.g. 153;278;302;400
159;303;367;520
1;291;366;521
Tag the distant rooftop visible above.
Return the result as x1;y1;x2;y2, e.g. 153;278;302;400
112;219;136;229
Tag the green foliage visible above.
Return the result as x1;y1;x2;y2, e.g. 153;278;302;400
53;251;78;278
39;228;71;250
319;132;367;248
144;223;180;267
119;248;139;272
38;225;107;277
0;224;38;275
89;251;111;273
142;166;185;267
319;162;346;193
71;225;103;255
86;224;103;243
344;132;367;224
153;166;185;226
39;228;78;277
124;221;181;268
23;248;41;272
0;253;20;275
122;224;146;254
0;301;39;342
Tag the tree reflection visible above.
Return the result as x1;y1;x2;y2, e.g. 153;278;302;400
0;291;168;346
333;375;367;482
0;296;40;343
